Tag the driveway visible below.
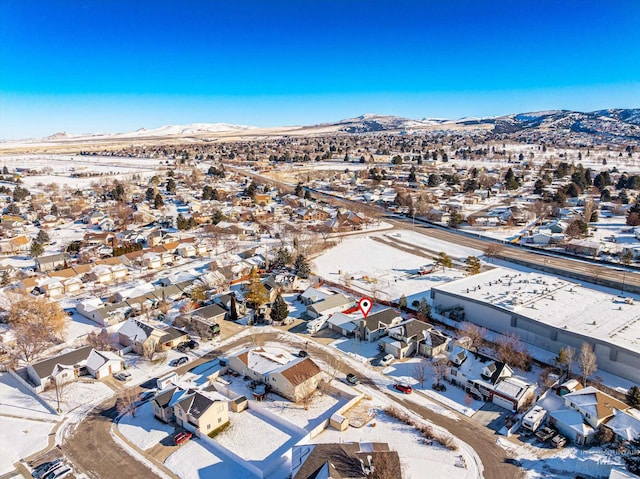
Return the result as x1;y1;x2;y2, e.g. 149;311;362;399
471;402;511;432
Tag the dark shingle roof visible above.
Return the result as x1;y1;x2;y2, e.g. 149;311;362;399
30;345;94;380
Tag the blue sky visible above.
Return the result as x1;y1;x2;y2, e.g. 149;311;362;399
1;1;639;138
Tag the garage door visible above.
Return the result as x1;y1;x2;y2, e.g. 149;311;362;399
492;395;515;411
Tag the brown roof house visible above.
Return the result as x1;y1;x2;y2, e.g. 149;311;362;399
291;442;401;479
228;347;323;403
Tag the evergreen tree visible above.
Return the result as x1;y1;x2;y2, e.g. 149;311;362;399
229;295;239;321
418;298;431;319
465;256;481;275
36;229;50;244
504;168;519;190
145;187;155;202
434;252;452;271
294;182;304;197
270;294;289;322
294;254;311;279
626;385;640;409
166;178;176;193
154;193;164;209
274;247;292;269
407;166;417;183
50;204;58;216
30;241;44;258
398;294;407;310
176;213;188;230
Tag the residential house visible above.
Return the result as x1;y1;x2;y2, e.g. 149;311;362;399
0;234;31;254
290;442;401;479
152;386;184;423
117;318;187;354
228;347;323;402
382;319;450;359
35;253;70;272
327;312;360;337
299;287;331;306
446;347;532;411
360;308;402;342
26;345;94;392
85;350;124;380
173;389;230;436
77;297;130;326
306;294;355;319
602;409;640;442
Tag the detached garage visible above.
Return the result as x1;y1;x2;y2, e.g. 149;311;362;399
86;350;124;380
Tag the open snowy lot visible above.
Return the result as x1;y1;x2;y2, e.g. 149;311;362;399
164;439;251;479
312;230;474;302
118;401;174;451
39;380;113;414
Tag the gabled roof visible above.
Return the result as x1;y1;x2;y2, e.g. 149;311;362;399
192;303;226;320
159;327;188;344
564;386;628;423
308;294;353;315
363;308;401;332
86;349;122;371
30;346;94;380
277;357;322;387
174;390;225;419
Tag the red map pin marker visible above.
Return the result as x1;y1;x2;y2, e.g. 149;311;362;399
358;297;373;319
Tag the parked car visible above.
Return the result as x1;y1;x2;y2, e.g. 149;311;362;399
346;373;360;385
535;426;556;443
43;466;71;479
32;459;63;478
114;371;132;381
379;354;394;366
174;431;192;445
551;434;567;448
432;383;447;391
176;341;190;352
187;340;199;350
174;356;189;367
298;350;309;358
394;383;412;394
138;390;157;402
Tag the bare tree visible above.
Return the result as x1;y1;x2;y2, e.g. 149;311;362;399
141;340;158;361
296;376;318;410
578;342;597;386
116;387;140;418
86;328;113;351
52;375;72;414
369;450;402;479
325;355;342;383
412;359;428;388
431;357;448;387
7;292;67;362
496;333;532;371
459;322;487;352
483;243;503;262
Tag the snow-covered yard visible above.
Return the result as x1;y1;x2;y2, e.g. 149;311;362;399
0;373;59;421
308;408;477;479
0;416;56;474
164;440;250;479
39;380;113;414
118;401;174;451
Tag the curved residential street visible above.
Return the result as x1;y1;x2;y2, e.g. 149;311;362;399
61;331;524;479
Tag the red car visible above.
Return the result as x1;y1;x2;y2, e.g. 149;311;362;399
174;431;192;446
394;383;412;394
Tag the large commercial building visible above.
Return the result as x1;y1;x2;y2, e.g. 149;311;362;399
431;268;640;383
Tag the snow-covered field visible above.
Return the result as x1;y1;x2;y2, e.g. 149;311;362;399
118;401;174;451
164;439;251;479
312;230;474;302
40;380;113;414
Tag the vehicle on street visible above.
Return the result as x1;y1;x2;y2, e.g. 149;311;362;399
379;354;394;366
174;431;192;445
394;383;412;394
138;389;157;402
174;356;189;366
551;434;567;448
114;371;132;381
176;341;190;352
298;350;309;358
32;459;63;478
535;426;557;443
346;373;360;385
187;340;199;350
432;382;447;391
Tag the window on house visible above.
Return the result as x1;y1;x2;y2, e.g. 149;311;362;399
451;370;457;376
218;417;222;423
207;424;211;430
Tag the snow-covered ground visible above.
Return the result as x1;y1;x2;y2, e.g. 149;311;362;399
118;401;174;451
312;230;473;302
0;416;56;474
0;373;59;421
164;439;250;479
39;380;113;415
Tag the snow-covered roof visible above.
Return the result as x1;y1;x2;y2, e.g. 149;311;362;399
433;267;640;356
549;408;595;436
86;350;122;371
605;408;640;441
234;347;299;376
493;377;531;400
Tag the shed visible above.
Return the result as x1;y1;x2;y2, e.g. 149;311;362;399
230;395;249;413
329;413;349;431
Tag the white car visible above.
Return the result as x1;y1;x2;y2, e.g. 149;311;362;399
379;354;394;366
